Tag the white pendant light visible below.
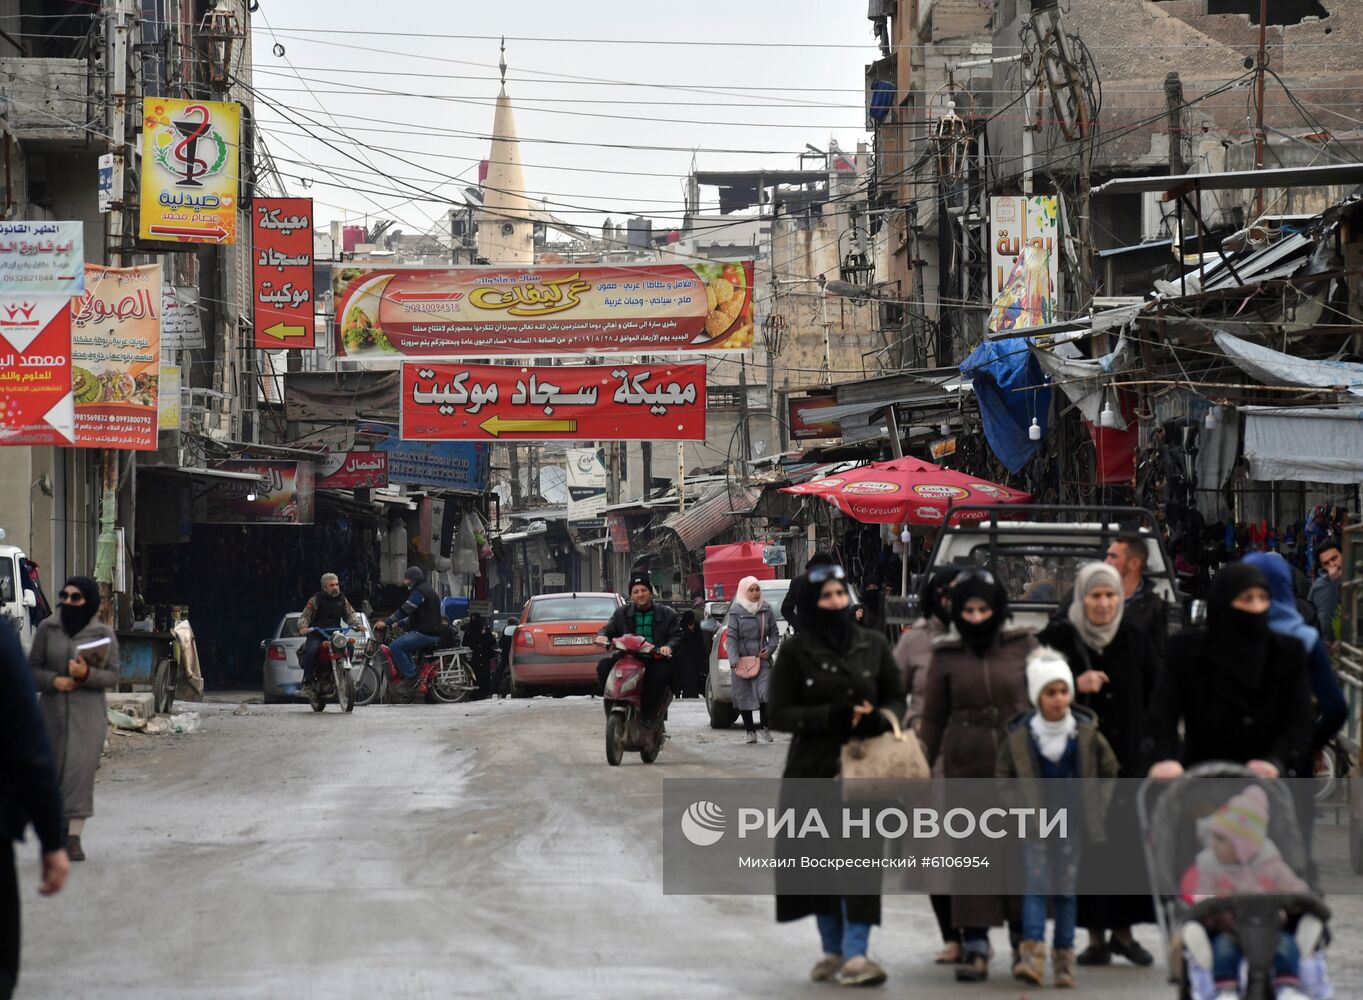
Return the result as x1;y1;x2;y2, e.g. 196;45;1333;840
1204;406;1218;430
1028;417;1042;441
939;420;950;436
1099;402;1117;428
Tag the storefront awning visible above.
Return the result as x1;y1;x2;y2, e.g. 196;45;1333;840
1241;406;1363;484
654;484;759;553
1216;331;1363;397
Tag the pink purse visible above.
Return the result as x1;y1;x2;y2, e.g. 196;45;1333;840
733;656;761;679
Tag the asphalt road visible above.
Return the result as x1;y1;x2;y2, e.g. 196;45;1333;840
15;697;1363;999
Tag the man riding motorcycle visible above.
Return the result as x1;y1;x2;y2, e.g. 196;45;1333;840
298;572;364;697
595;573;681;722
373;566;442;695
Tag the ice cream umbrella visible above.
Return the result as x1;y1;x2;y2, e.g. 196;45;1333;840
779;456;1031;525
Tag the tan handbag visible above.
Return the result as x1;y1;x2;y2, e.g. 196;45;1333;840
840;708;930;801
733;655;761;679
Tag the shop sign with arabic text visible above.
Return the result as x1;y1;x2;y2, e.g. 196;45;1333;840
0;221;84;294
139;98;240;244
400;363;706;442
316;450;388;489
205;460;315;524
252;198;314;348
335;262;753;359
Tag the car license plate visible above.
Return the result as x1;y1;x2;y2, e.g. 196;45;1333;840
552;635;594;646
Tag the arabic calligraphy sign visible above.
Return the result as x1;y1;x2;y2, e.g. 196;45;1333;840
252;197;315;349
70;263;162;451
161;285;204;350
0;221;84;295
0;296;75;446
139;97;240;244
334;261;754;359
400;363;707;442
989;196;1059;303
316;450;388;490
205;460;315;524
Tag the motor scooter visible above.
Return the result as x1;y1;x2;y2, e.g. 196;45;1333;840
601;634;672;766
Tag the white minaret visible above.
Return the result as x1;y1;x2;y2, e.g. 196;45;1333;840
476;39;535;265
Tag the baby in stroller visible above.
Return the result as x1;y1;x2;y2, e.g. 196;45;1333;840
1173;784;1330;1000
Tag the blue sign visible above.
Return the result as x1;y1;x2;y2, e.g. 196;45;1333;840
358;422;488;493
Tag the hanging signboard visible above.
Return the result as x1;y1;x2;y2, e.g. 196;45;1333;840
606;513;631;555
400;362;707;442
139;97;241;244
357;421;489;492
70;263;162;451
161;285;204;350
158;365;181;431
989;195;1059;303
566;446;608;521
788;392;840;440
98;155;114;213
316;450;389;490
333;261;754;359
0;221;84;294
0;296;75;446
252;197;315;349
205;460;315;524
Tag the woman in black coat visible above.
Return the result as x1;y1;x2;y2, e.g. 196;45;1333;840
1038;561;1158;967
1146;561;1313;781
769;561;905;988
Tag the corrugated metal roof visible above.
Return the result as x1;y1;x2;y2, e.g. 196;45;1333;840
655;483;760;553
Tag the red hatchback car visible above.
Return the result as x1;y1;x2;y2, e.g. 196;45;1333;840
508;592;625;695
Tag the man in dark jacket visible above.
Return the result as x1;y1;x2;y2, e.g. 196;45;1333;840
780;552;839;634
1104;536;1167;662
374;567;442;694
297;572;365;694
595;574;681;720
2;621;69;1000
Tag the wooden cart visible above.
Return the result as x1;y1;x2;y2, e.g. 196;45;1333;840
115;630;180;715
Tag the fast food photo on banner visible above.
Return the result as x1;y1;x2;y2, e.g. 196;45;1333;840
70;263;162;450
139;97;240;244
334;262;753;359
400;363;706;441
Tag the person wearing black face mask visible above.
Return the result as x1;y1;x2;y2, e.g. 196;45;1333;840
919;569;1038;983
769;561;905;987
28;577;120;863
1146;561;1313;783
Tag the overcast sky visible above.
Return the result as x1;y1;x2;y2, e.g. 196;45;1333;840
250;0;877;238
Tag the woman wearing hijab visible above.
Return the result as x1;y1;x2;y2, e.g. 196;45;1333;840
725;577;780;743
1147;561;1313;782
1038;562;1159;968
1243;551;1347;849
919;569;1038;982
769;560;905;987
28;576;119;862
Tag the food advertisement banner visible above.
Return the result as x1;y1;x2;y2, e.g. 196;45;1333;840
252;198;315;349
205;460;315;524
989;196;1059;303
71;263;162;451
316;450;388;490
788;392;840;440
400;363;706;442
139;98;240;244
0;296;74;446
334;261;754;359
358;421;489;493
0;221;84;294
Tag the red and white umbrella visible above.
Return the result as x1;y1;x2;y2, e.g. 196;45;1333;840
780;457;1031;525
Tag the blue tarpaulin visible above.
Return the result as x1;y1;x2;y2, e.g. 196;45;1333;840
959;338;1051;473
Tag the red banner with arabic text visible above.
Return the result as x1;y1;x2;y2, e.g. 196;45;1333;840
0;296;74;446
316;450;388;489
252;197;315;349
400;363;706;441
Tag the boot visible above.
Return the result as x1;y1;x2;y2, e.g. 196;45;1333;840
1052;947;1077;989
1012;940;1045;986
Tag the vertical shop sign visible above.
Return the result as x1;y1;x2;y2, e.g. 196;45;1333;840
158;365;181;431
989;196;1059;302
139;97;241;244
0;296;75;446
161;286;205;350
252;197;315;349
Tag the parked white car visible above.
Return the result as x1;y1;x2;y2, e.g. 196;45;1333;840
261;611;373;702
0;540;42;652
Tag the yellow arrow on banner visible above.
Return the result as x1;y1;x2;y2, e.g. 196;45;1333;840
479;415;578;437
261;322;308;341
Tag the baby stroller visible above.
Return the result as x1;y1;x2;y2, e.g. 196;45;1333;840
1138;763;1331;1000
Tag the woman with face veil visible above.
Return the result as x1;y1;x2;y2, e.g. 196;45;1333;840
28;577;120;861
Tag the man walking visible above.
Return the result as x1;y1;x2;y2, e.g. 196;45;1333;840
1104;535;1167;661
1310;538;1344;649
1;620;69;1000
374;567;442;695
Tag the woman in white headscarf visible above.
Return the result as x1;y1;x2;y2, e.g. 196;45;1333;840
725;576;780;743
1038;561;1161;967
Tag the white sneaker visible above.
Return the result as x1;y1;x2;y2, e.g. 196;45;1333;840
1275;986;1310;1000
745;731;758;744
1213;990;1240;1000
760;727;774;743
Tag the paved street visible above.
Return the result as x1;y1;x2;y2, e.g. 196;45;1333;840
15;698;1363;999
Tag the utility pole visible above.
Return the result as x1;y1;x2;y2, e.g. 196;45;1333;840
1165;72;1185;177
1252;0;1269;220
737;355;751;482
95;0;137;623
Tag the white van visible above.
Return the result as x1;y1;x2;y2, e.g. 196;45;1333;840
0;540;41;652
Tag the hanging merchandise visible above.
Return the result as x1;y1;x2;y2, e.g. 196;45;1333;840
960;338;1052;474
452;510;481;575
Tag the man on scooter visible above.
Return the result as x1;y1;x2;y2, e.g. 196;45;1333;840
373;567;442;695
595;573;681;722
298;572;364;697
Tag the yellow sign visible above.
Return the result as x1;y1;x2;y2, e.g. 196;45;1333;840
139;98;240;244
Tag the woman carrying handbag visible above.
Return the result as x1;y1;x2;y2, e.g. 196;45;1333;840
725;576;780;744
